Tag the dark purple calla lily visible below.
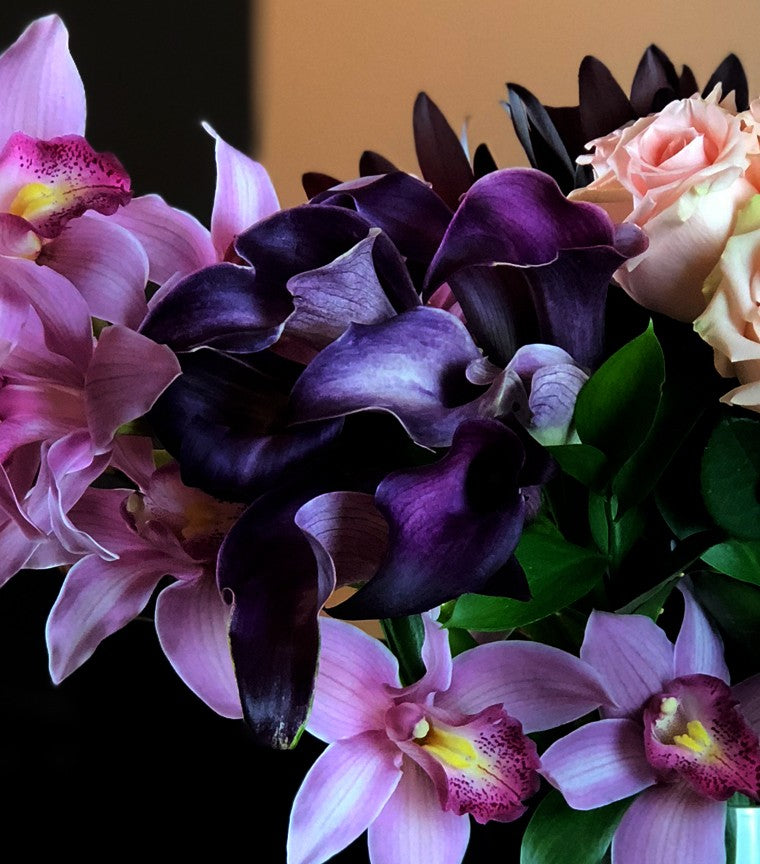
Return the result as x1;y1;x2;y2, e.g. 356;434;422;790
425;168;647;368
332;418;541;620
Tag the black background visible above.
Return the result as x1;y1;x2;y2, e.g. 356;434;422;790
0;4;523;860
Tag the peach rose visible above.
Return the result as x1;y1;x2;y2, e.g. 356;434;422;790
572;88;759;321
694;195;760;411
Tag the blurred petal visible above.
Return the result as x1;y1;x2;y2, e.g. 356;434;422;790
438;640;609;733
674;583;729;683
540;718;656;809
307;616;399;743
287;733;402;864
204;122;279;258
40;213;149;327
581;611;674;718
612;783;726;864
156;576;242;719
733;674;760;736
368;760;470;864
0;15;86;141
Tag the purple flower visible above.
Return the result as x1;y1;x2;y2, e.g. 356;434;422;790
288;612;609;864
540;584;760;864
46;437;245;717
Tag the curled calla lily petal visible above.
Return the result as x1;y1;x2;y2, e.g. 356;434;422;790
289;307;498;448
149;348;342;501
425;168;647;368
333;419;530;619
140;262;291;353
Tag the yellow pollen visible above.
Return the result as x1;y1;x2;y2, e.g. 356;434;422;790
9;182;65;221
673;720;714;755
420;725;479;771
411;718;429;740
661;697;679;716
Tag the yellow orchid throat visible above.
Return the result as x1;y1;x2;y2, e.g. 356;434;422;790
9;181;66;222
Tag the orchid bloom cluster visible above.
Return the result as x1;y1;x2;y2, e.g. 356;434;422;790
4;15;760;864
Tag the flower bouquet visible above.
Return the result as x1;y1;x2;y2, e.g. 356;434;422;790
3;14;760;864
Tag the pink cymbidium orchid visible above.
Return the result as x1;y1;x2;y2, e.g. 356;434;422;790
288;612;610;864
46;436;245;718
0;16;150;328
0;258;179;565
540;584;760;864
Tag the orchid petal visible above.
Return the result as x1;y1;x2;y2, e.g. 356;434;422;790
674;583;730;683
0;15;86;141
287;733;402;864
333;420;527;620
0;213;41;258
46;545;170;683
307;617;399;743
85;325;181;453
109;435;157;491
0;519;44;587
540;718;656;809
40;213;149;328
400;613;454;704
109;194;216;284
203;122;279;259
139;262;290;353
0;133;130;238
156;576;242;719
581;611;674;718
611;783;726;864
367;760;470;864
288;307;486;448
438;640;609;732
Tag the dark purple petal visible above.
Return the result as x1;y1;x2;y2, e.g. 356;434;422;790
703;54;748;111
630;45;679;115
217;485;326;748
578;56;634;143
332;419;528;619
413;92;474;210
288;307;494;448
359;151;397;175
285;229;418;352
150;348;341;501
679;65;699;98
313;172;452;287
426;169;647;368
504;84;576;193
140;262;291;353
234;203;375;288
473;143;498;179
302;171;341;199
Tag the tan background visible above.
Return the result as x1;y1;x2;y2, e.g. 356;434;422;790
254;0;760;207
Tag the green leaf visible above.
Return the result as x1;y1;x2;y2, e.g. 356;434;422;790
575;323;664;470
445;525;607;631
702;540;760;587
547;443;607;489
701;416;760;540
691;572;760;659
520;790;632;864
380;615;425;686
616;575;681;620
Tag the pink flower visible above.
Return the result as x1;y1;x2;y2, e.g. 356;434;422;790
572;89;759;321
540;585;760;864
288;612;609;864
46;437;244;717
694;195;760;412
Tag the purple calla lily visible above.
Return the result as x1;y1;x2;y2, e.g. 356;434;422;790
540;584;760;864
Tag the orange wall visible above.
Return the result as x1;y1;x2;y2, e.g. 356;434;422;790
255;0;760;207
